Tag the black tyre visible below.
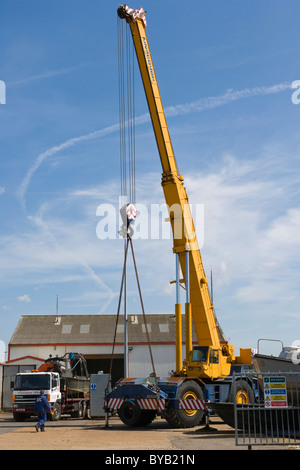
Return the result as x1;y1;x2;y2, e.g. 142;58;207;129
138;410;157;426
82;400;87;419
118;400;143;427
71;401;84;419
13;413;28;422
228;379;254;404
164;381;205;428
49;403;61;421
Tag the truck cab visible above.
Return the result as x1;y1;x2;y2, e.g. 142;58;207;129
12;371;61;421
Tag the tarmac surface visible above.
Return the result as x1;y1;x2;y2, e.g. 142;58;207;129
0;412;297;453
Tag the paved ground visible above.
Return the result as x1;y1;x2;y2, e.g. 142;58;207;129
0;412;296;453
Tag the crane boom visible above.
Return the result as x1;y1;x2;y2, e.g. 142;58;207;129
117;5;250;380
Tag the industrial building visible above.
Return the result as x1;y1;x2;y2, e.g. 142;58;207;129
0;313;194;410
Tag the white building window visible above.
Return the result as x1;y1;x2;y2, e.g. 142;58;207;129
142;324;152;333
80;324;90;334
61;324;72;334
159;324;169;333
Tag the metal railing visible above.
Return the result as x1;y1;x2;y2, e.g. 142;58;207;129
233;371;300;448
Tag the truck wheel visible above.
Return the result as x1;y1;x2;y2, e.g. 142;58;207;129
229;379;254;404
13;413;28;422
50;403;61;421
118;400;142;426
164;381;205;428
82;400;87;418
71;401;84;419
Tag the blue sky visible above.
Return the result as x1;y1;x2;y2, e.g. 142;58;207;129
0;0;300;360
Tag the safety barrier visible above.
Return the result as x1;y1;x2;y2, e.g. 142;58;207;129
233;371;300;448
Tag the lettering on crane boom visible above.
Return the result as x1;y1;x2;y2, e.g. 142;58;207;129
142;37;155;82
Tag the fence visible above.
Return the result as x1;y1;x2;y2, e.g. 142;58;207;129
234;371;300;448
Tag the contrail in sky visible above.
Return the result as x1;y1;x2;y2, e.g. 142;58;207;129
17;81;293;206
16;123;119;207
10;63;92;87
164;82;292;116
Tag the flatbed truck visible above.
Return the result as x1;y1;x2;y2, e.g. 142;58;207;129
12;352;90;421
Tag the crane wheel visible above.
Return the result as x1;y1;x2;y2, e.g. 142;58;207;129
228;379;254;404
164;381;204;428
138;410;157;426
118;400;157;427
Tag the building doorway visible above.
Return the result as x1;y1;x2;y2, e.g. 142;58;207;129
84;355;124;387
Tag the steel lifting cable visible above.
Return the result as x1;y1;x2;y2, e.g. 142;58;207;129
118;18;136;204
107;19;134;394
129;238;157;384
107;18;157;398
126;26;136;204
107;236;130;390
118;18;126;199
107;237;158;391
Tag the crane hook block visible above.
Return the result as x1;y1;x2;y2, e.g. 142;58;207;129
119;203;137;238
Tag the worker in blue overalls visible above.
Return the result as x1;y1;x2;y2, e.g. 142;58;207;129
34;389;52;432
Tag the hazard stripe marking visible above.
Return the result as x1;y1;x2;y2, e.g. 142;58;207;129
105;398;207;411
179;399;207;410
105;398;125;410
137;398;165;410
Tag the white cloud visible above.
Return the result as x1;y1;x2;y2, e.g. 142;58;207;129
8;153;300;300
182;154;300;309
0;187;5;195
18;294;31;303
3;144;300;348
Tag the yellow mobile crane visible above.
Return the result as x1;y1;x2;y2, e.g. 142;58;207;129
106;5;253;428
117;5;252;377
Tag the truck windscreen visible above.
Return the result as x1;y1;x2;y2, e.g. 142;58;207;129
14;374;50;391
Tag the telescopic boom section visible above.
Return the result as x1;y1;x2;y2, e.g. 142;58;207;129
117;5;236;377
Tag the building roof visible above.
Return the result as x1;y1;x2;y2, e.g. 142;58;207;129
9;314;196;346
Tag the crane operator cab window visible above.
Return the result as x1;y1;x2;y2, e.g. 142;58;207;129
209;349;219;364
192;346;209;363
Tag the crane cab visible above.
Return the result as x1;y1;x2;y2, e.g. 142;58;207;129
183;346;232;380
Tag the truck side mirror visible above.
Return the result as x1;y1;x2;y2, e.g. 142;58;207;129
10;380;14;389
